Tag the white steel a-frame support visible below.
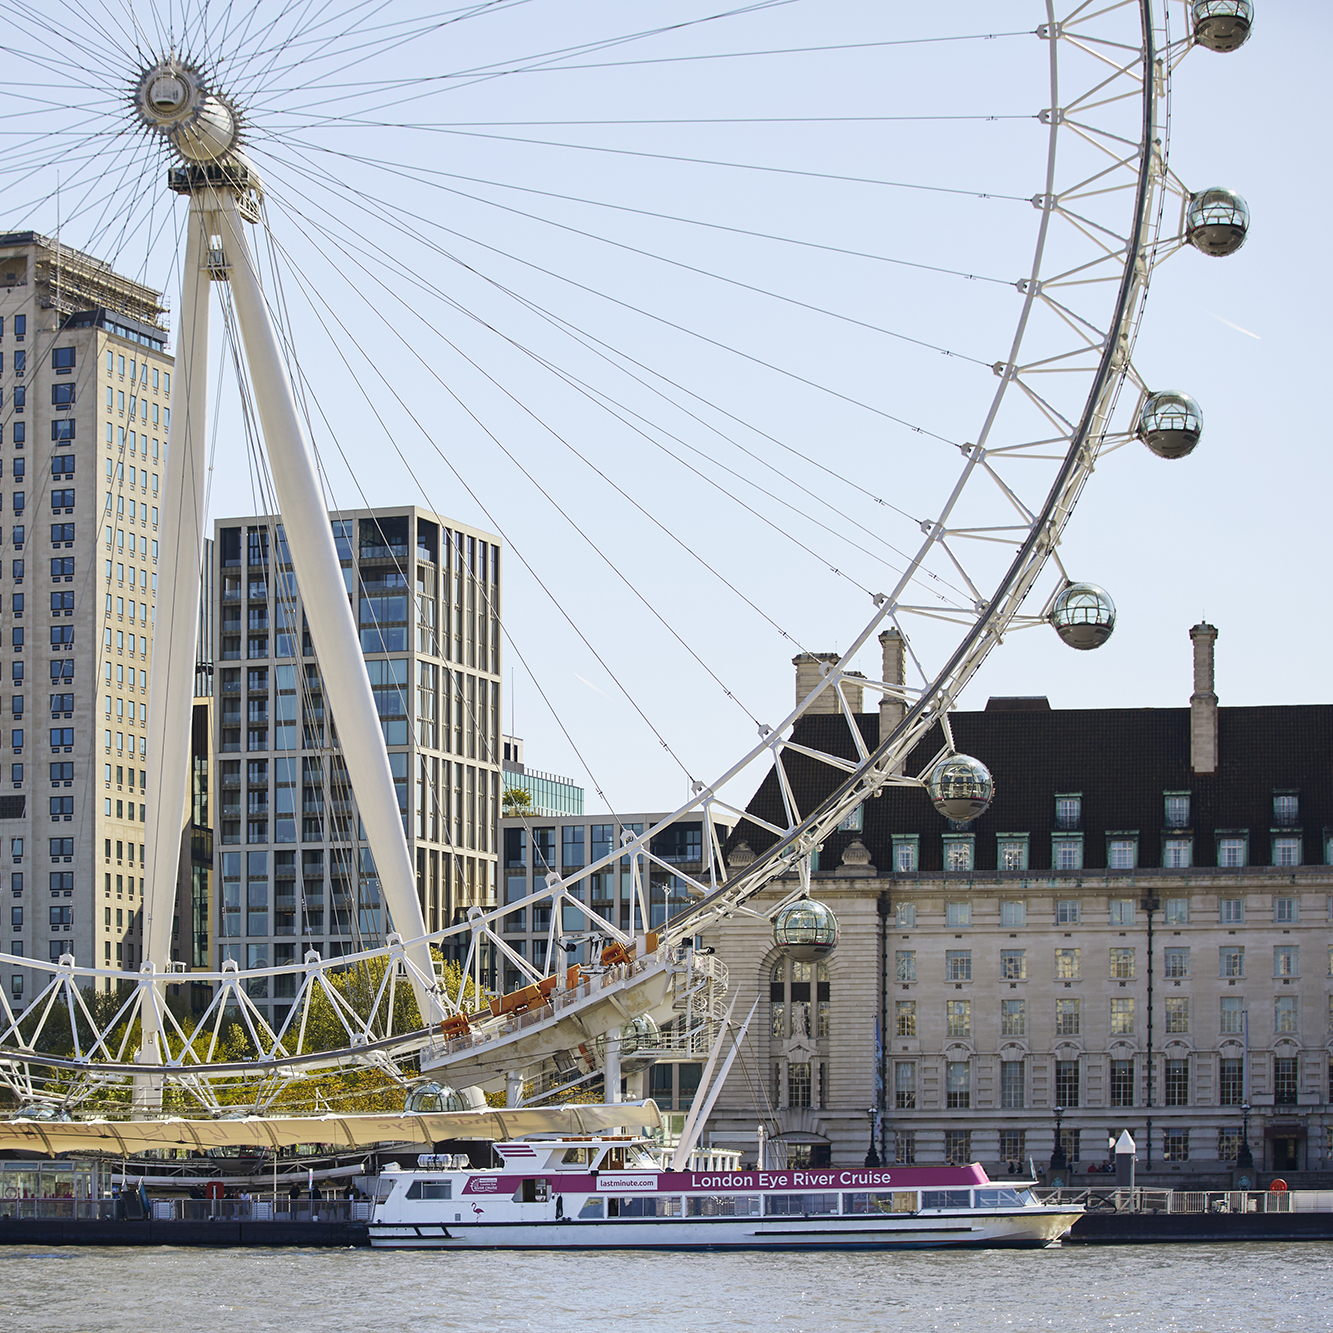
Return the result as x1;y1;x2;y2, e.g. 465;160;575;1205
139;186;444;1080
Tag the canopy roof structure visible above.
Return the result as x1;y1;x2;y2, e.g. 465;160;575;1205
0;1100;661;1156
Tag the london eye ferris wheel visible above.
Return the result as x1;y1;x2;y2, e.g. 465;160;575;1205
0;0;1254;1118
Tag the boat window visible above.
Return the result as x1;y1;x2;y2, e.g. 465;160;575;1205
763;1193;839;1216
405;1180;452;1200
615;1196;682;1218
921;1190;971;1210
843;1191;917;1215
602;1147;626;1171
561;1147;593;1165
1017;1189;1037;1207
686;1194;761;1217
578;1197;604;1219
515;1178;551;1203
974;1188;1026;1208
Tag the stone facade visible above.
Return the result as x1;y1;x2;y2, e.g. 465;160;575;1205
701;628;1333;1183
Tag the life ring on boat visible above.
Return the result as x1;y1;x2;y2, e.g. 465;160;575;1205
1269;1178;1288;1192
3;1188;16;1199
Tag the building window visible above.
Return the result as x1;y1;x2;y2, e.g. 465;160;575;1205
894;902;916;928
1052;837;1083;872
895;1000;916;1038
945;1061;970;1110
836;805;862;833
1000;998;1025;1036
1055;899;1080;925
1055;947;1081;980
945;949;971;982
943;839;973;874
1274;896;1299;923
1054;1060;1079;1108
893;1131;915;1164
1274;1056;1298;1106
1110;997;1135;1035
1162;1129;1189;1162
1273;793;1299;827
1275;996;1298;1034
945;900;971;927
1218;1129;1242;1162
1274;945;1299;978
1219;1057;1244;1106
1165;997;1189;1034
1164;792;1190;828
1218;837;1247;868
1110;1059;1134;1108
946;999;971;1038
770;959;831;1041
1107;839;1137;870
893;839;917;874
1164;898;1189;925
1055;794;1081;830
787;1062;812;1109
894;1060;916;1110
997;838;1028;872
944;1129;971;1164
1000;1060;1024;1109
1055;998;1080;1037
1219;898;1245;925
1107;898;1135;926
1219;996;1244;1035
999;1130;1025;1167
1111;947;1137;979
1164;1058;1189;1107
1219;945;1244;978
1000;899;1026;928
1161;947;1187;979
895;950;916;983
1163;839;1192;869
1272;838;1301;868
1000;948;1026;980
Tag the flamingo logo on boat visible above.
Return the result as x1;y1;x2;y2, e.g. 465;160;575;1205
471;1202;485;1217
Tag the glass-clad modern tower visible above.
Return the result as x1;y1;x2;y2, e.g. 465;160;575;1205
211;506;501;1026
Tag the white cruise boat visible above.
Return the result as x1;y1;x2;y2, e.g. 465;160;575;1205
368;1133;1081;1250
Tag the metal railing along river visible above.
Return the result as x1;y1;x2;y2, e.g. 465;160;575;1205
1036;1188;1333;1215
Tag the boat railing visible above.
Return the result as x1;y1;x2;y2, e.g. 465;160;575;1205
149;1198;373;1223
0;1197;113;1221
1035;1187;1329;1215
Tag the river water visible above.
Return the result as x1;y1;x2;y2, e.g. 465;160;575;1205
0;1242;1326;1332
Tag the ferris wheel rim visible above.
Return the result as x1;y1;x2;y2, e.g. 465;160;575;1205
0;0;1208;1100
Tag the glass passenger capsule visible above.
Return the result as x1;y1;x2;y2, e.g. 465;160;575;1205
1186;187;1250;257
1051;583;1116;651
928;754;994;823
773;898;840;962
1137;391;1203;460
1192;0;1253;52
405;1080;469;1113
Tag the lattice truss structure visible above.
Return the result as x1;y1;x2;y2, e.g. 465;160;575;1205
0;0;1253;1114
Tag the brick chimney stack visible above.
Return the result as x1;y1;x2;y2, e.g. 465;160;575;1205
792;653;864;714
1189;622;1219;774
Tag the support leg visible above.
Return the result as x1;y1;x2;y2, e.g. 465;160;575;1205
216;197;443;1024
137;194;214;1104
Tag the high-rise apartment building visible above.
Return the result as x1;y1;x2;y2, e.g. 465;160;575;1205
210;506;501;1026
0;231;175;1009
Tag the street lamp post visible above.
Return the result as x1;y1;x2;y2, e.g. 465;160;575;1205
864;1106;882;1169
1050;1105;1068;1174
1237;1101;1254;1169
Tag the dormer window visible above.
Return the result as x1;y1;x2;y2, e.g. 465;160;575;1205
1054;794;1081;830
1164;792;1190;829
1273;793;1299;828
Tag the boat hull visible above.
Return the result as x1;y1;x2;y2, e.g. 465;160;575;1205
368;1209;1080;1251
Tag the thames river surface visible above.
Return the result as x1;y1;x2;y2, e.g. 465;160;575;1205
0;1243;1329;1333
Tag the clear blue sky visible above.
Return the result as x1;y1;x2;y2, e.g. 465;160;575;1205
2;2;1313;814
